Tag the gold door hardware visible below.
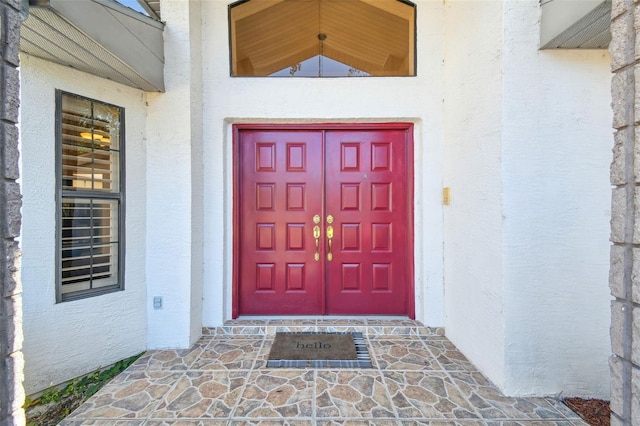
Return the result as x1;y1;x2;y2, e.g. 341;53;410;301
327;226;334;261
326;225;334;239
313;215;321;261
313;225;321;261
443;187;451;205
326;215;334;261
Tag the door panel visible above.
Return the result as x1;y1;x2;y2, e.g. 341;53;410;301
237;127;411;316
238;130;324;315
325;130;409;315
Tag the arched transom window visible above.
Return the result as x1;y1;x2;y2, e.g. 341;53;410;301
229;0;416;77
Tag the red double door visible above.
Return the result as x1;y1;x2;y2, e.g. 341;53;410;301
236;125;413;316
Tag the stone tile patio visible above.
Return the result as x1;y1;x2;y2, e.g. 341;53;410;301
60;319;587;425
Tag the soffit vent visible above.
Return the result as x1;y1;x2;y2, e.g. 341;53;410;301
540;0;611;49
21;0;165;92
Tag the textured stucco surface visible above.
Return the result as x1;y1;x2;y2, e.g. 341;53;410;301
19;55;148;394
442;0;506;391
501;2;612;398
443;0;611;398
0;0;24;423
145;0;204;349
609;0;640;423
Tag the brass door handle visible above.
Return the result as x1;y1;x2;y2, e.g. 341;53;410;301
313;215;321;261
326;215;334;261
326;226;334;261
313;225;321;261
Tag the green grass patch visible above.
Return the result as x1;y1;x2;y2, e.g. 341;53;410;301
25;352;144;426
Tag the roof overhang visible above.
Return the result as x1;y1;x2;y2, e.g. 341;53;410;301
20;0;165;92
540;0;611;49
137;0;160;20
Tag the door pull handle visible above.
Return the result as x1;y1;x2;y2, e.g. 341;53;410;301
326;215;334;261
313;225;321;261
313;215;321;261
326;225;334;261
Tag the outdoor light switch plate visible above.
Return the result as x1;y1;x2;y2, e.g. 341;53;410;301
443;187;451;205
153;296;163;310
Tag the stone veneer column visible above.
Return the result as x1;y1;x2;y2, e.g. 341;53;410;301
610;0;640;424
0;0;23;424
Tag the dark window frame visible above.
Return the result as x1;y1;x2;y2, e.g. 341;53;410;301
55;90;126;303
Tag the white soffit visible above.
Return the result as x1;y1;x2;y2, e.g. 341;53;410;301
21;0;165;92
540;0;611;49
137;0;160;20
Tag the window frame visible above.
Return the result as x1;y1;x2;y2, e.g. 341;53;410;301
55;90;126;303
227;0;417;78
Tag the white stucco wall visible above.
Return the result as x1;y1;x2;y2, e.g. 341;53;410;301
193;0;447;328
189;0;205;349
145;0;204;348
443;0;611;398
19;55;148;394
442;0;507;390
501;1;612;398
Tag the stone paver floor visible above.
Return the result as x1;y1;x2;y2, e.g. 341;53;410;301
60;319;586;425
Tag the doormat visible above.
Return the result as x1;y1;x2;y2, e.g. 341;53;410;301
267;332;372;368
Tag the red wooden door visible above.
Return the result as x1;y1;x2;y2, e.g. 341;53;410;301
325;130;409;315
238;130;324;315
236;126;412;316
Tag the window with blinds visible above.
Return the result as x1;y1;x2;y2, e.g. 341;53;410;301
57;92;124;302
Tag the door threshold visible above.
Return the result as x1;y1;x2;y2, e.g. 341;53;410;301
209;317;440;337
236;315;412;321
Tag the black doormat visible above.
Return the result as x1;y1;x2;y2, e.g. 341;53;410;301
267;332;372;368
